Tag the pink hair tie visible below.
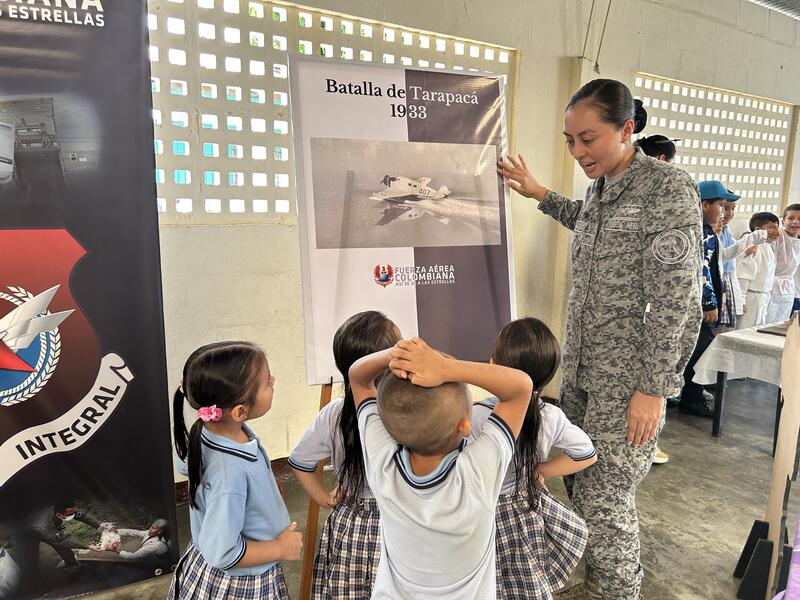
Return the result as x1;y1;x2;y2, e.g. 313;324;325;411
198;405;222;422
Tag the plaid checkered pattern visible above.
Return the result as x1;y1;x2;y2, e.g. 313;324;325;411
495;491;588;599
720;272;737;326
312;497;381;600
168;544;290;599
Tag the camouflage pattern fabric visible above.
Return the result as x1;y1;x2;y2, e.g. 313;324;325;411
538;147;703;400
540;148;702;599
561;384;663;600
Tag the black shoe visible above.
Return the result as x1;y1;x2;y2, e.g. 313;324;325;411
666;396;681;409
679;399;714;418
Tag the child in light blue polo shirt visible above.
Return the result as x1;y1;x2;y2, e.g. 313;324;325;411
168;341;303;599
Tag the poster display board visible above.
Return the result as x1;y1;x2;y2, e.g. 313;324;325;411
290;55;516;384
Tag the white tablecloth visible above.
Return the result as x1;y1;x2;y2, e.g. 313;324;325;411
692;326;786;387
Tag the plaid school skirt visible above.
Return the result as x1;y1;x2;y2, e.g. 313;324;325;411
720;273;738;326
312;497;381;600
495;491;588;600
168;544;290;600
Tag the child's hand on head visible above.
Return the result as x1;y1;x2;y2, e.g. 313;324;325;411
388;341;410;380
389;337;450;387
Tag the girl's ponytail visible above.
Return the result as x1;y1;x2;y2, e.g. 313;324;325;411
174;341;267;508
187;417;205;509
173;385;206;508
492;318;561;510
334;311;401;510
172;387;189;461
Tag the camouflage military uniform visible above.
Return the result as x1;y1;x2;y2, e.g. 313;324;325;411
538;148;702;599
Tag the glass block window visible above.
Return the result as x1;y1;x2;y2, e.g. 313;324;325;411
633;72;794;215
148;0;518;222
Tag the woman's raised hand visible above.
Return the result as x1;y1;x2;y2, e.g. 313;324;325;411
497;154;546;201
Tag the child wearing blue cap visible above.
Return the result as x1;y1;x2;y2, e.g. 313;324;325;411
679;181;769;416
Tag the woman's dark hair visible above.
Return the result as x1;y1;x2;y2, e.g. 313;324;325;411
749;211;779;231
334;311;400;510
492;318;561;510
567;79;647;134
635;134;676;162
172;341;267;508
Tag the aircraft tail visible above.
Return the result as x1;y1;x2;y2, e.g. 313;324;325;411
438;186;450;197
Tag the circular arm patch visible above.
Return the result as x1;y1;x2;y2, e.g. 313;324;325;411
652;229;691;264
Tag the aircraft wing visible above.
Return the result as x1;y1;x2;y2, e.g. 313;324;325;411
370;189;406;201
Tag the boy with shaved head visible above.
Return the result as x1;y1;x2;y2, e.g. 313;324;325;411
349;337;532;599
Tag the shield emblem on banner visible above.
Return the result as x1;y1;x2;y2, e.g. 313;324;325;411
0;230;104;476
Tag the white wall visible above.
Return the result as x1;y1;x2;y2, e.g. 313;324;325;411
160;0;800;459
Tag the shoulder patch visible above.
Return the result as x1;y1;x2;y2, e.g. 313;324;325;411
652;229;691;264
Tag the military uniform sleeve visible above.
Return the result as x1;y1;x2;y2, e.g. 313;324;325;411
537;188;587;231
75;511;101;529
639;171;703;397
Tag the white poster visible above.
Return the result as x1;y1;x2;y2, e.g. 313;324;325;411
290;56;515;384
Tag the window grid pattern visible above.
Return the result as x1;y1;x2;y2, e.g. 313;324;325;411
148;0;519;223
633;72;794;215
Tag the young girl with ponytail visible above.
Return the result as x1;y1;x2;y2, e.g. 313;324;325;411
471;318;596;599
289;311;401;599
169;341;302;599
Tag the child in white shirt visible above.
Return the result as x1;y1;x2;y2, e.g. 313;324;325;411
736;212;779;329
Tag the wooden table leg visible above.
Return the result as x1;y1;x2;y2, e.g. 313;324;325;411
712;371;727;437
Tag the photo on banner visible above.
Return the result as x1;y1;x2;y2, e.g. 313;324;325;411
0;2;177;598
290;55;516;384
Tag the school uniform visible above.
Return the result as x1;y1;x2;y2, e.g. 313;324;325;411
471;397;594;599
169;424;291;600
357;398;514;599
681;222;722;404
735;242;776;330
766;230;800;323
719;228;768;324
718;226;740;324
289;398;380;599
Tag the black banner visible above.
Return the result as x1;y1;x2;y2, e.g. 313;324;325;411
0;2;177;598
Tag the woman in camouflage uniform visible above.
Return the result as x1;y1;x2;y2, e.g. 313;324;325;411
498;79;702;600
